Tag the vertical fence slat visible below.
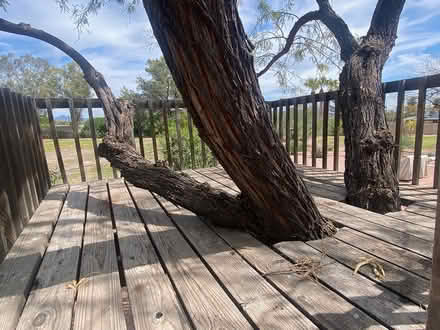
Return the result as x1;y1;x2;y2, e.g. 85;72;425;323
6;92;36;219
302;99;308;165
434;114;440;188
412;78;427;185
394;80;406;179
285;99;291;154
333;92;341;172
322;93;329;169
46;98;68;184
148;106;159;163
293;100;298;163
87;99;103;180
201;140;207;168
14;93;41;208
175;106;184;170
273;103;278;135
31;98;50;193
312;92;317;167
20;95;44;202
69;99;86;182
0;89;20;247
278;102;284;141
11;92;39;213
187;111;196;169
162;103;173;168
139;134;145;158
25;97;46;199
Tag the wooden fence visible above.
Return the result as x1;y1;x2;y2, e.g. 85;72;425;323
267;73;440;187
34;98;218;184
0;88;50;260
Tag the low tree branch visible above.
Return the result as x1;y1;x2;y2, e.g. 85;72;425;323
0;18;134;144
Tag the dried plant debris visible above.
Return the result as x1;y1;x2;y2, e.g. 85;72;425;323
353;257;385;280
65;278;88;291
264;256;323;280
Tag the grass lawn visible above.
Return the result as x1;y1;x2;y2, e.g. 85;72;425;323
43;137;160;184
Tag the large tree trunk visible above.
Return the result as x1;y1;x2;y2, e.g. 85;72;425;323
0;2;335;242
338;1;404;213
142;1;334;241
340;53;400;213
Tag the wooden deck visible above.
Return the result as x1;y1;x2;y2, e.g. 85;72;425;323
0;166;435;329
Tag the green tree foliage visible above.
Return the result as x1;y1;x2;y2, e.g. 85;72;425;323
136;56;180;101
80;117;107;137
251;0;340;91
303;64;339;93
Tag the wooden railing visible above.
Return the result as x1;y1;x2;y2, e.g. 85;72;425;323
0;88;50;260
34;98;217;184
267;73;440;187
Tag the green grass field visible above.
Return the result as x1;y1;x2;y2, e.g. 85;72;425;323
44;134;437;184
44;137;158;184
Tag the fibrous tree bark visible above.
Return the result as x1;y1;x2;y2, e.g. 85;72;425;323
0;1;335;242
258;0;405;213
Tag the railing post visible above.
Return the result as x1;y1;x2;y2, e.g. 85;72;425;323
412;77;428;185
322;92;329;169
293;99;298;163
394;80;405;180
278;101;284;141
162;101;173;168
302;98;308;165
46;98;68;184
68;98;86;182
187;111;196;169
285;99;291;154
333;91;341;172
87;99;103;180
311;91;317;167
148;104;159;163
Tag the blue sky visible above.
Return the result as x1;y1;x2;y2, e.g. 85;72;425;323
1;0;439;102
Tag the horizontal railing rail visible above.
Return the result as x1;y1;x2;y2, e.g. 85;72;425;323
266;73;440;188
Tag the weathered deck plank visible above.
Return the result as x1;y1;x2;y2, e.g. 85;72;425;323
275;241;427;328
108;181;191;330
73;181;126;330
209;226;384;329
129;186;252;329
0;184;68;330
158;195;318;329
307;230;430;307
316;201;433;258
16;184;88;330
334;228;432;280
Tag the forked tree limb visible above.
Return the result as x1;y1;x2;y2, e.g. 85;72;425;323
0;18;134;144
257;0;359;77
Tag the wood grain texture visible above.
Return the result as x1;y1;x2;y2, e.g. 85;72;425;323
307;230;430;308
275;241;426;328
209;226;383;329
158;196;317;329
315;198;434;258
68;99;87;182
108;181;191;330
129;186;252;329
73;181;126;330
334;228;432;280
16;184;88;330
0;184;68;330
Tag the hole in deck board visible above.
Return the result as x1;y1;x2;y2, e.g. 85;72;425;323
33;312;48;327
155;312;163;319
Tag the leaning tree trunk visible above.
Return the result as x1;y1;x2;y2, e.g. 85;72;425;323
0;2;335;242
142;1;334;240
340;56;400;213
338;2;404;214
